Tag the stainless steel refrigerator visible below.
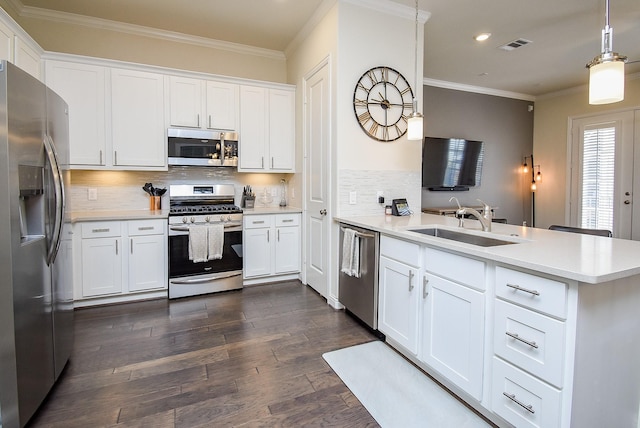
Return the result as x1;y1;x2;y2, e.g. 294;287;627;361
0;61;73;428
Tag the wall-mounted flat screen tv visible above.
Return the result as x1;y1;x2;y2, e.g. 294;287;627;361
422;137;484;191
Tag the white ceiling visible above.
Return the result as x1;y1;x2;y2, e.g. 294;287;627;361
18;0;640;98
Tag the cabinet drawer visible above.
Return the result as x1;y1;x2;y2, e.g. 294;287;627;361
275;214;299;227
244;215;274;229
494;300;565;388
424;247;485;291
380;235;421;267
496;266;567;319
127;219;165;236
492;357;562;428
81;221;121;238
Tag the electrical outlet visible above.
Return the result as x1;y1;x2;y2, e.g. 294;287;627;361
349;191;357;204
376;190;384;204
87;188;98;201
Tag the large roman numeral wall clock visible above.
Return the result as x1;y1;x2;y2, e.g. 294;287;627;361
353;66;414;142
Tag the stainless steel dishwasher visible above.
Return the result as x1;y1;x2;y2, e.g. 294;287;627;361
338;224;379;330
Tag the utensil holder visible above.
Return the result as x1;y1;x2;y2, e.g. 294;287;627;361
242;196;255;209
150;196;161;211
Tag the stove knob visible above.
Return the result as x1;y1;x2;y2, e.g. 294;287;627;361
219;215;225;223
190;217;195;223
227;215;232;222
205;216;210;223
182;217;188;224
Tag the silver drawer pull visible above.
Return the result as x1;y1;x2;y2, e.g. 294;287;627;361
506;283;540;296
253;220;265;224
503;392;535;414
505;331;539;349
408;270;415;291
282;219;294;223
92;228;110;233
138;226;154;231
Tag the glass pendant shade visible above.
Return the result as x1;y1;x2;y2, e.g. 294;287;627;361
407;113;423;140
589;59;625;104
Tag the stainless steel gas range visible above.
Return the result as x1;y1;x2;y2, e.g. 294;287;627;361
167;184;243;299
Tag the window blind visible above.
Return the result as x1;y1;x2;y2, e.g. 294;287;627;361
581;126;615;231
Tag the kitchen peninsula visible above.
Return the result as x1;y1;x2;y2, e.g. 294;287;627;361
336;213;640;428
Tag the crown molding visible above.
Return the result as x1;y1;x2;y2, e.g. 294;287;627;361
423;77;536;102
343;0;430;23
15;3;285;61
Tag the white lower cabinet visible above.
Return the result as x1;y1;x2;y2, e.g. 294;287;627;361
127;220;167;292
75;219;167;302
420;247;485;400
421;272;485;400
491;266;567;427
491;357;562;428
243;213;300;283
378;236;421;355
81;225;123;297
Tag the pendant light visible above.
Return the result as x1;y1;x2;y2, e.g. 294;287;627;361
587;0;627;105
407;0;423;140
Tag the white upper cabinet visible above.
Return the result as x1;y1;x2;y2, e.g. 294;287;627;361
45;60;107;166
14;36;40;79
238;85;295;173
0;19;13;62
168;76;202;128
205;80;238;131
269;88;295;170
0;9;42;80
111;68;166;168
168;75;239;131
239;85;268;170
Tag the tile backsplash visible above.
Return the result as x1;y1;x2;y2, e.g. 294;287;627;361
69;167;293;211
338;169;421;217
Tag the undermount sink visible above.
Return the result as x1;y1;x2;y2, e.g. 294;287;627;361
409;227;518;247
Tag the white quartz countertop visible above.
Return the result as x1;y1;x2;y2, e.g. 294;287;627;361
335;213;640;284
71;210;170;222
242;206;302;215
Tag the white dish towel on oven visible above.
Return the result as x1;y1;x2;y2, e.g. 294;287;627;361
341;228;360;278
207;223;224;260
188;225;209;263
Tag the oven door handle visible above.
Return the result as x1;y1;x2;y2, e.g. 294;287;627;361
170;224;242;232
170;271;242;284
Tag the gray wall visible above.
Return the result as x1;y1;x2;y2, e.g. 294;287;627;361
422;86;534;226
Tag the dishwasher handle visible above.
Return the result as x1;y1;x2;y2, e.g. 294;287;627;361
340;226;376;239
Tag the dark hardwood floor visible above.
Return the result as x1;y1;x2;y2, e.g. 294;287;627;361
29;281;380;428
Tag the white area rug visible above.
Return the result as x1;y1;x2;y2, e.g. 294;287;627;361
323;341;491;428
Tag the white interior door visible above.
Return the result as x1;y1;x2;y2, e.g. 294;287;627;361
304;60;330;297
569;111;635;239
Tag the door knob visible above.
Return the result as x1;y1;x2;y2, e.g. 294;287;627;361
320;209;327;216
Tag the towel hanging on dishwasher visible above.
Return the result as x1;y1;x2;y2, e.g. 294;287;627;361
341;228;361;278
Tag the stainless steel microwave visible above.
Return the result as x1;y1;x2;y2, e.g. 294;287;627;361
167;128;238;167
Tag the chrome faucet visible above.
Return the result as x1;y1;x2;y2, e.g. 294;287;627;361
449;197;464;227
453;198;493;232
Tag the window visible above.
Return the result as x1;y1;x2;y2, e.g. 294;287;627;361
581;125;615;231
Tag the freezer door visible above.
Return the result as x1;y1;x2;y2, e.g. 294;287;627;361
5;61;57;425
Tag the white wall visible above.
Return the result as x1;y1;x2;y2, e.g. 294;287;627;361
335;0;425;216
533;75;640;229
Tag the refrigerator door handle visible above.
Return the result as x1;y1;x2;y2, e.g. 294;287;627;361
43;134;65;266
